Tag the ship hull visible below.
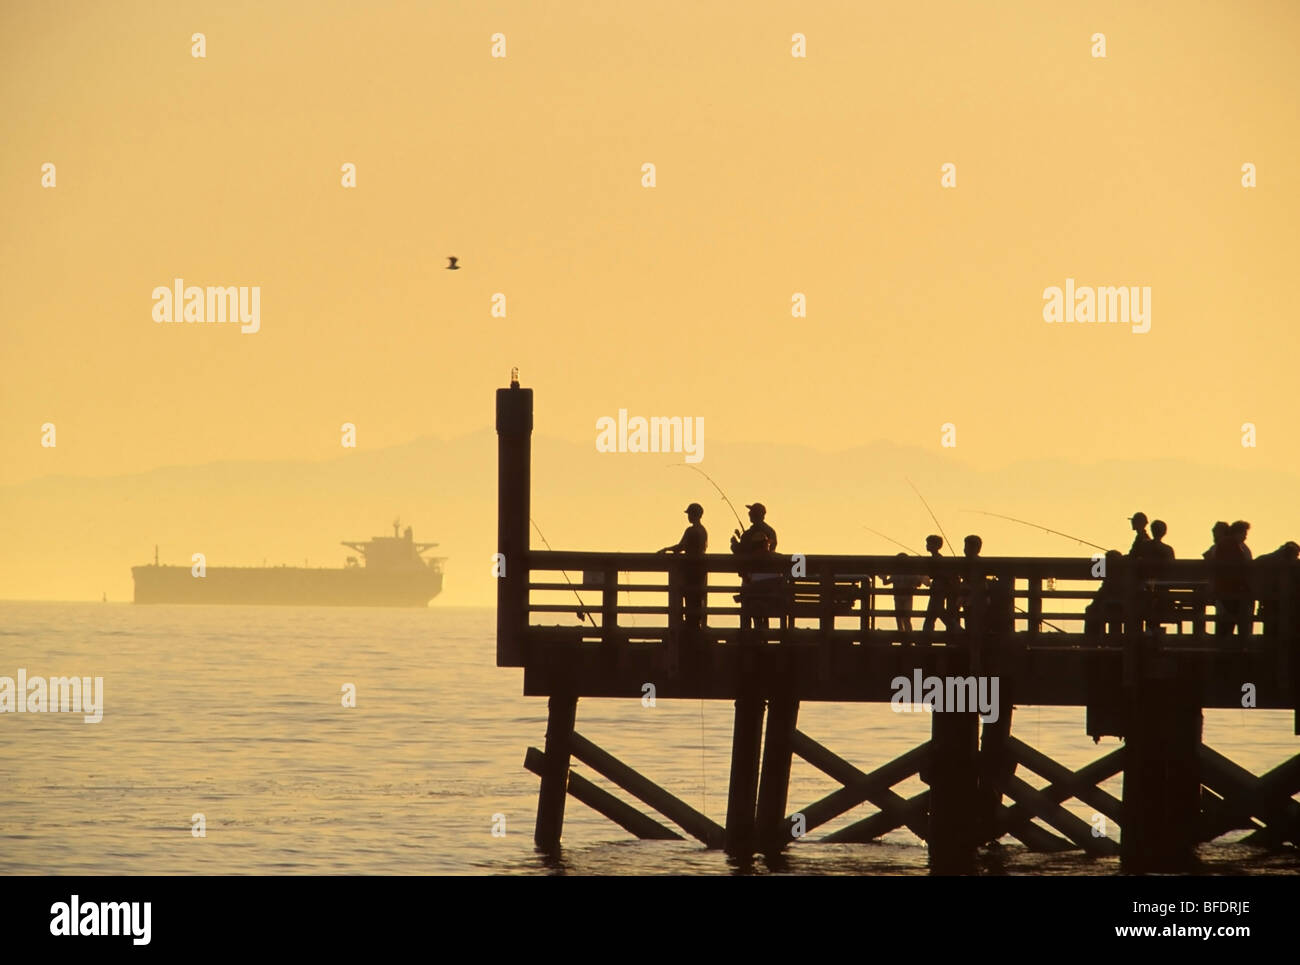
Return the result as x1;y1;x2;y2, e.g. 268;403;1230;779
131;565;442;606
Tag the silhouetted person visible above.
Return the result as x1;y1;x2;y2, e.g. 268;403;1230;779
881;552;925;635
1230;520;1254;636
659;502;708;629
1127;512;1150;558
1203;521;1230;560
731;502;781;631
921;535;954;638
1085;550;1126;637
1232;520;1253;561
1211;520;1251;639
731;502;777;555
1139;519;1175;561
955;534;985;629
1255;541;1300;639
1135;519;1176;631
446;256;461;270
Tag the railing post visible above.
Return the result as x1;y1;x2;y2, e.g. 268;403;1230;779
1122;557;1140;686
666;557;682;665
496;380;532;667
602;565;618;646
819;561;834;635
859;574;872;641
1028;574;1042;636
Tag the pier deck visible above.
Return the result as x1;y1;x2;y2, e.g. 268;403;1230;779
494;382;1300;870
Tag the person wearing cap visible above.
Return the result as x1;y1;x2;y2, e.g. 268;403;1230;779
731;503;778;555
731;503;781;630
1127;512;1150;558
659;502;708;628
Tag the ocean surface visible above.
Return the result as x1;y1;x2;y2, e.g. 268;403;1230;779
1;602;1296;876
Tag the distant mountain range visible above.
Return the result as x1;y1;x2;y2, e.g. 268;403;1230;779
2;429;1296;605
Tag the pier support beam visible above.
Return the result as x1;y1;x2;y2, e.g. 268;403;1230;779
756;698;800;854
1121;686;1203;872
534;695;578;853
926;709;981;871
724;695;766;856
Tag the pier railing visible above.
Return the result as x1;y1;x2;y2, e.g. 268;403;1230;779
523;550;1296;645
496;382;1300;865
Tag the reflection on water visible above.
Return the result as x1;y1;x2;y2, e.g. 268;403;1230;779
0;602;1296;875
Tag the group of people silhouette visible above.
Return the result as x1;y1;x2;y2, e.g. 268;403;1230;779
659;500;778;630
1116;512;1300;639
657;503;1299;641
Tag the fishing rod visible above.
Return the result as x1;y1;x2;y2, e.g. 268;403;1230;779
670;463;746;533
864;526;921;555
901;490;1067;632
905;476;955;556
866;521;1066;634
963;510;1106;552
530;518;598;628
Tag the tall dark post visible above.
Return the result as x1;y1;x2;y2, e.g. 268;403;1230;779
496;377;532;667
724;695;766;856
976;693;1015;844
926;709;980;871
756;697;800;853
1121;680;1203;872
534;694;578;852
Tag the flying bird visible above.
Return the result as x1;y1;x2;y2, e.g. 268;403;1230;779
446;256;460;270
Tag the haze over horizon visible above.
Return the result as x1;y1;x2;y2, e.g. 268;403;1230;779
4;0;1298;602
4;424;1298;605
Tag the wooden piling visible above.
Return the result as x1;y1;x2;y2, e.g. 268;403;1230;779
503;384;1300;865
533;694;578;852
976;694;1014;845
1120;683;1203;872
755;698;800;853
724;695;766;856
926;708;981;869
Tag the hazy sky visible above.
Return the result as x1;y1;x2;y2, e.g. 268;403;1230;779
3;1;1298;585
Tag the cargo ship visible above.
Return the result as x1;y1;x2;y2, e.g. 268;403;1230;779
132;521;445;606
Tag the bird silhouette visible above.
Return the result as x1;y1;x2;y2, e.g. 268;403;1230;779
446;256;460;270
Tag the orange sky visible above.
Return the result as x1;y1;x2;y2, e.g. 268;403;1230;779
2;1;1298;600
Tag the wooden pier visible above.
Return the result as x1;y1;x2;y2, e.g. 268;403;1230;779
496;382;1300;871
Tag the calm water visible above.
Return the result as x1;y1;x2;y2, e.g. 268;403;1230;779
1;602;1296;875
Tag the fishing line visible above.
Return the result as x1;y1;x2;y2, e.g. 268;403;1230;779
529;518;598;628
700;699;707;819
864;526;922;555
964;510;1106;552
878;515;1060;634
906;477;955;556
669;463;745;533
